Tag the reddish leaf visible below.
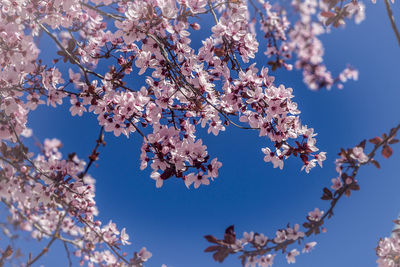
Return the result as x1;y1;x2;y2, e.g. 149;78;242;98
389;139;399;145
321;11;335;18
345;189;351;197
321;187;333;200
369;137;382;145
349;183;360;191
224;225;236;244
204;235;218;244
212;248;229;263
325;16;337;26
314;227;321;235
371;159;381;169
382;145;393;159
328;0;340;8
204;245;220;252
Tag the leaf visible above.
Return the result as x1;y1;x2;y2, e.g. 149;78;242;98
67;39;75;52
321;11;336;18
204;245;220;252
328;0;340;9
325;16;335;26
358;140;366;149
382;145;393;159
345;189;351;197
349;183;360;191
321;187;333;200
204;235;218;244
314;227;321;235
369;137;382;145
224;225;236;244
371;159;381;169
212;248;229;263
389;139;399;145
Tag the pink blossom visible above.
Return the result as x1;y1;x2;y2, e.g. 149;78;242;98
351;146;369;163
286;224;304;240
254;233;268;246
302;241;317;253
308;208;324;222
286;249;300;264
69;96;86;116
121;228;131;245
258;254;275;267
274;230;286;243
138;247;152;262
331;177;343;190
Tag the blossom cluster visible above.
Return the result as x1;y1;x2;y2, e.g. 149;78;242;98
0;0;363;190
0;137;152;266
206;126;400;266
377;234;400;267
0;0;369;265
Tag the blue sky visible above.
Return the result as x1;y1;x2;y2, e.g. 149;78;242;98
17;1;400;267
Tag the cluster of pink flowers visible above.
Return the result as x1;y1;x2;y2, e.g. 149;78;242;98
206;128;400;267
0;0;371;265
288;0;362;90
0;137;152;266
377;234;400;267
207;223;318;266
3;0;366;192
330;145;369;190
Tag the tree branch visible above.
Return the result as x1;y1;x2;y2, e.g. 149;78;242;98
384;0;400;47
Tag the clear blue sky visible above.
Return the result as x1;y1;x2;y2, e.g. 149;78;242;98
17;2;400;267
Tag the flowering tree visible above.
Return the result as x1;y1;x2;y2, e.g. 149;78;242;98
0;0;398;266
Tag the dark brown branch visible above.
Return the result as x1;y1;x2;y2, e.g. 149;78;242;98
384;0;400;47
79;126;105;179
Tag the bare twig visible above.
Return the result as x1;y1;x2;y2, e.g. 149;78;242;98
384;0;400;47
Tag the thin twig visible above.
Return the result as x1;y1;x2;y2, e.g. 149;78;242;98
384;0;400;47
79;126;104;179
63;241;73;267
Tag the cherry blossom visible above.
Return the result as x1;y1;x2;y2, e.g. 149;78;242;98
302;242;317;253
286;249;300;264
308;208;324;222
0;0;397;266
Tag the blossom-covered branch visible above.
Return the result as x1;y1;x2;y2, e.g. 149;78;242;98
0;0;364;190
0;0;369;266
205;123;400;266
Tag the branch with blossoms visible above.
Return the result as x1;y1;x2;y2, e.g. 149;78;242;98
0;118;153;266
370;0;400;265
376;216;400;267
0;0;379;266
205;123;400;266
0;0;350;191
